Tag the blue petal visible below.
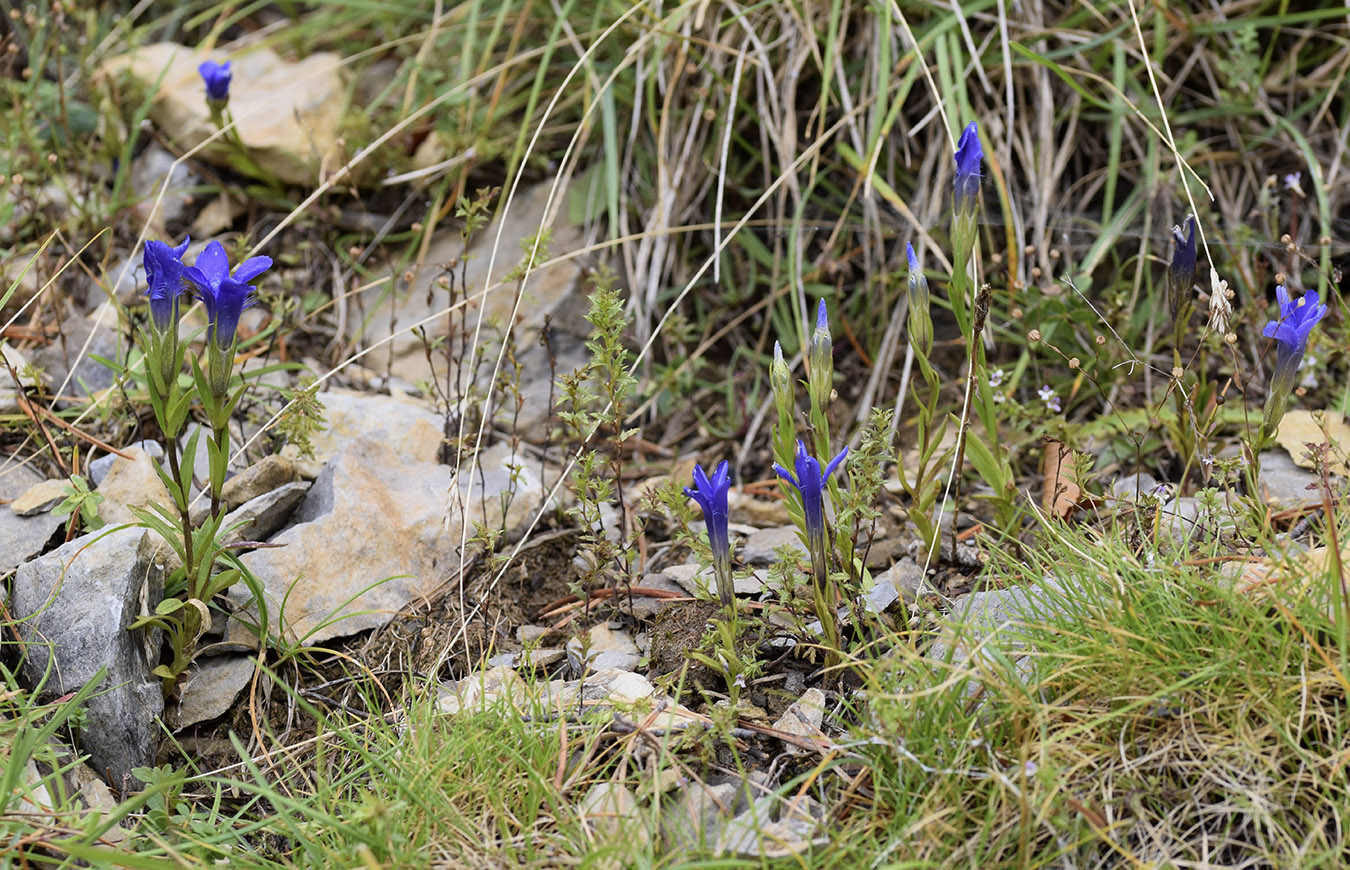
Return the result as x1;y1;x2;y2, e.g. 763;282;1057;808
192;241;230;288
822;446;849;481
954;122;983;179
233;255;273;284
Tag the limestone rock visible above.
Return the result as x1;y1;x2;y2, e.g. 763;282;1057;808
99;44;346;186
95;446;175;526
10;478;68;517
169;655;255;729
238;436;547;645
1257;450;1322;506
89;440;163;487
219;481;309;545
665;562;765;598
12;527;166;786
0;341;38;413
771;687;826;752
221;454;301;510
0;461;64;572
740;525;803;565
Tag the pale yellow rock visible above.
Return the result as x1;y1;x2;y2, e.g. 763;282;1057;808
10;478;68;516
98;43;347;186
96;447;175;526
1274;410;1350;476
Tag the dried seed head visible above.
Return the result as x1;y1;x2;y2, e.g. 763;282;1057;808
1069;357;1080;370
1095;334;1106;346
1028;329;1041;342
1172;366;1184;380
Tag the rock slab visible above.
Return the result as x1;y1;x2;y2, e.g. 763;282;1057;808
0;461;64;573
12;527;166;786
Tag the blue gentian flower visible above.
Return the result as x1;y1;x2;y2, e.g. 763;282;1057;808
143;237;190;332
774;441;847;585
198;60;232;104
1263;285;1326;356
1261;285;1328;441
183;240;272;349
1168;215;1197;326
684;460;734;609
953;122;983;212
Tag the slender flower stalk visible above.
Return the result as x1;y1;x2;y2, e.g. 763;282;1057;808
685;461;734;610
1261;285;1327;444
774;440;848;588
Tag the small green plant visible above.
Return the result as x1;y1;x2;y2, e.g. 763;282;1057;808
51;474;104;532
556;266;639;610
126;237;274;696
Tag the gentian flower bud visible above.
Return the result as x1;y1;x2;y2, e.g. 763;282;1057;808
774;440;848;588
684;461;734;610
905;242;932;356
1168;215;1197;330
807;300;833;412
953;122;983;216
771;340;794;423
1261;285;1327;441
198;60;232;107
143;237;190;333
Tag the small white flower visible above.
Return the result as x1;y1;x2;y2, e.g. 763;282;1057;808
1284;171;1304;196
1037;384;1054;402
989;368;1006;388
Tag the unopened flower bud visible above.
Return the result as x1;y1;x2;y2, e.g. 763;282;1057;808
807;300;833;412
905;242;933;356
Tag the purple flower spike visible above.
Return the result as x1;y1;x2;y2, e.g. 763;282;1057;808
183;240;273;348
1263;285;1326;357
774;441;847;584
143;237;190;331
685;460;734;609
199;60;232;104
953;122;983;212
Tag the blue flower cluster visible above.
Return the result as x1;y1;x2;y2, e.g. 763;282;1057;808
143;238;272;349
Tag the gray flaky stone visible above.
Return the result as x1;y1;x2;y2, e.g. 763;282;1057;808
12;527;166;786
0;461;63;572
89;440;163;487
221;455;302;510
237;436;548;645
219;481;309;545
740;525;803;565
95;446;174;526
168;655;255;729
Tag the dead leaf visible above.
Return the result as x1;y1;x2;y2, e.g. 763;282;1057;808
1274;410;1350;476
